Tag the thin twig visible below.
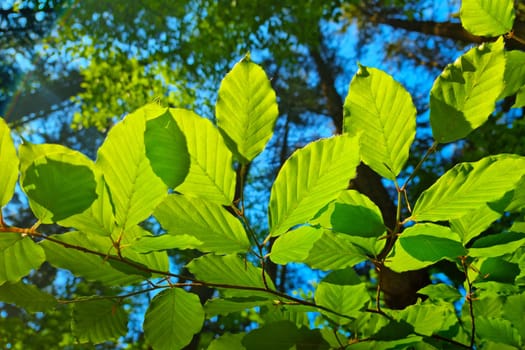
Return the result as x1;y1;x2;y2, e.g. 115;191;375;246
401;141;438;192
461;256;476;349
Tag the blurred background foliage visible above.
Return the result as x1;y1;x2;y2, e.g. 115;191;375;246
1;0;525;348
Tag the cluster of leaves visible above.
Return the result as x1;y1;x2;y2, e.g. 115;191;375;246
1;0;525;349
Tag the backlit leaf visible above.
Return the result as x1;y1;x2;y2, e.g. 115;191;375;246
500;51;525;99
269;135;360;237
216;55;279;163
96;105;167;230
0;281;56;312
393;302;457;336
0;233;45;285
476;317;521;348
411;155;525;222
468;232;525;258
450;204;503;244
314;269;370;325
304;231;368;270
387;224;465;272
58;174;115;236
20;143;97;223
0;118;18;206
130;234;203;253
430;38;505;143
343;65;416;179
72;299;127;344
170;108;235;205
270;226;323;265
417;284;462;303
154;194;250;254
460;0;515;36
144;107;190;188
502;293;525;341
187;254;275;298
143;288;205;350
312;190;385;238
40;232;157;286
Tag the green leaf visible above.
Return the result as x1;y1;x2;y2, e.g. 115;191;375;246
312;190;385;238
450;204;503;244
170;108;235;205
130;234;203;253
57;174;115;236
40;231;165;286
476;317;521;348
154;194;250;254
208;333;246;350
0;233;45;285
314;269;370;325
343;65;416;179
187;254;275;298
347;337;422;350
502;293;525;341
0;282;56;312
417;284;462;303
216;55;279;163
143;288;205;350
269;134;360;237
387;224;465;272
500;51;525;99
0;118;18;206
430;38;505;143
304;231;368;270
411;155;525;222
514;88;525;108
144;106;190;188
476;258;520;283
460;0;515;36
242;321;329;350
205;297;272;316
96;105;167;230
19;143;98;223
270;226;323;265
393;302;457;336
400;236;466;262
469;232;525;258
72;299;127;344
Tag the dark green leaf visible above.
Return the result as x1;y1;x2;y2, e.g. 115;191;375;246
72;299;127;344
144;108;190;188
242;321;329;350
0;282;56;312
